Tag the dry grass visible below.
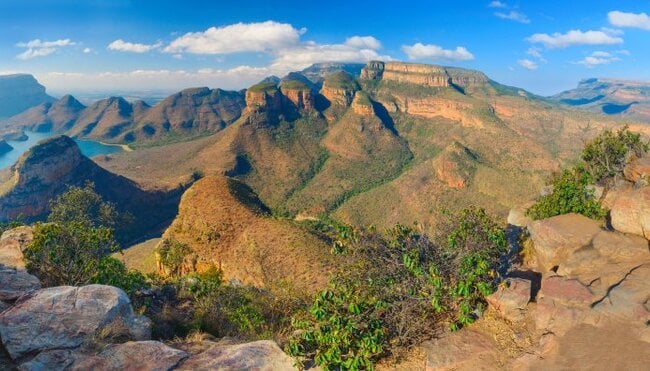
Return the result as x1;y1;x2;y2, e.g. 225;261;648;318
113;238;161;274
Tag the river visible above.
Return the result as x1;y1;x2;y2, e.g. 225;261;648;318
0;131;123;170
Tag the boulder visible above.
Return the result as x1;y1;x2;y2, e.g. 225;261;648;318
0;285;150;360
0;226;33;270
624;155;650;184
609;186;650;239
423;330;500;370
70;341;188;371
177;340;295;371
557;230;649;297
527;214;602;272
591;264;650;325
485;278;531;322
0;267;40;301
534;276;595;335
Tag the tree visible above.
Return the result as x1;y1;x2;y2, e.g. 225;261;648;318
25;222;118;286
581;125;649;183
48;182;121;229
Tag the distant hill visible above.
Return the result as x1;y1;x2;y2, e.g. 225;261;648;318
2;88;246;146
0;74;54;118
0;135;183;244
553;78;650;121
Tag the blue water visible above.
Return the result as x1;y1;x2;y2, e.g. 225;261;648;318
0;131;123;170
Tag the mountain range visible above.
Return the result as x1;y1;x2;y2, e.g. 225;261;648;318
1;61;648;244
0;74;54;119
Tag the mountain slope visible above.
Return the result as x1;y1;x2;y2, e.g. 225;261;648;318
0;135;182;243
553;78;650;121
0;74;54;118
159;176;335;292
94;61;641;234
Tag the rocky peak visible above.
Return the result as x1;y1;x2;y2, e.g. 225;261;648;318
279;78;315;111
11;136;83;187
245;82;283;114
360;60;385;81
432;141;480;188
351;91;375;116
54;94;85;111
321;71;360;107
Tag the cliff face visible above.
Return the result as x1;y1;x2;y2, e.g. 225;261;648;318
0;74;54;118
360;61;489;89
320;71;360;107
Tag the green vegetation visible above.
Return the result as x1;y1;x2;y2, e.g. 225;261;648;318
324;72;360;91
527;166;606;220
528;126;648;221
155;238;191;275
281;80;311;90
581;125;649;182
248;81;279;93
287;207;507;370
353;91;373;106
24;186;148;294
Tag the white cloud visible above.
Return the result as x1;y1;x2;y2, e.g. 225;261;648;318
108;39;162;53
344;36;382;50
38;66;272;92
15;38;76;60
489;1;507;8
576;51;621;68
164;21;304;54
608;11;650;30
83;48;92;53
270;42;390;71
495;10;530;24
518;59;538;70
401;43;474;61
527;29;623;48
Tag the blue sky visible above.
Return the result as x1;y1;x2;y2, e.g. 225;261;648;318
0;0;649;96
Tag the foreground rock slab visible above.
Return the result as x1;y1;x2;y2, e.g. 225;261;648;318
177;340;295;371
0;284;150;361
71;341;188;371
0;267;40;301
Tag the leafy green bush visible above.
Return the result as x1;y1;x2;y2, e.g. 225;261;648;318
287;207;507;370
156;238;191;275
48;182;121;229
527;166;606;221
93;256;150;296
581;125;649;182
25;222;119;286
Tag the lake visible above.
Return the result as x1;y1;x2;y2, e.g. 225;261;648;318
0;131;123;170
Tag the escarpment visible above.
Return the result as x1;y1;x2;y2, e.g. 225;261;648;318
361;61;489;90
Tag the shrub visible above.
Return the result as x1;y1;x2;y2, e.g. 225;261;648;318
156;238;191;275
24;222;119;286
93;256;150;296
48;182;121;230
581;125;649;182
287;208;507;370
527;166;606;221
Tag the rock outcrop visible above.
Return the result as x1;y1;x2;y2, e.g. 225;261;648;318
351;91;375;116
280;79;315;111
177;340;294;371
0;74;54;118
320;71;360;107
0;226;33;270
0;284;151;361
432;142;480;188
